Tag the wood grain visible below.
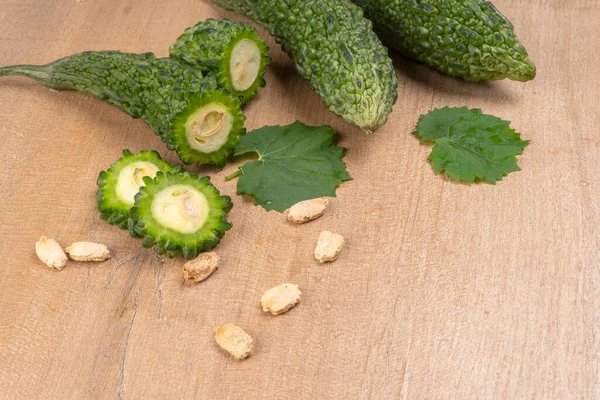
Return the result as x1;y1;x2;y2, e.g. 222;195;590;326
0;0;598;398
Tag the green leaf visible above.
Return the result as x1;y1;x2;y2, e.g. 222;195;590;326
227;121;351;212
415;106;529;184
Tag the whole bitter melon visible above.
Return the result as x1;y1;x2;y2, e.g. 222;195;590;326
97;149;183;229
352;0;535;81
0;51;246;167
212;0;398;132
170;19;271;104
130;171;233;259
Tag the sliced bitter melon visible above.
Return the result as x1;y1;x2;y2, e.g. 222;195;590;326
129;171;233;259
167;91;245;169
170;19;271;104
97;149;183;229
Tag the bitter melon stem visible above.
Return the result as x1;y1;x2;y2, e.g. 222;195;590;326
0;65;50;83
225;170;242;181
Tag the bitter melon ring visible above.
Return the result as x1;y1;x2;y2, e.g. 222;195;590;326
97;150;183;229
129;171;233;259
169;91;245;169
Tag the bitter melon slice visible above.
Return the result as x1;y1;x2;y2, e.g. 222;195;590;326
170;19;271;104
97;149;183;229
167;91;245;169
129;171;233;259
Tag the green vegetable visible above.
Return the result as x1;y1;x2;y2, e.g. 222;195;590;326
170;19;271;104
353;0;535;81
97;149;183;229
225;121;351;212
168;90;246;168
0;51;246;167
129;171;233;259
212;0;398;132
415;106;529;183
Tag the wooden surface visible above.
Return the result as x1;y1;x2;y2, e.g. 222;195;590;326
0;0;598;398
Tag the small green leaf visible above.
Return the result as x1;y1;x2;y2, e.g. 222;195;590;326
228;121;351;212
415;106;529;184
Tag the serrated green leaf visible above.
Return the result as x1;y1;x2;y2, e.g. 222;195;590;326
416;106;529;184
228;121;351;212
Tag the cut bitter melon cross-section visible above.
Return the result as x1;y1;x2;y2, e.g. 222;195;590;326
229;38;262;92
129;171;233;259
97;150;183;229
170;19;271;104
168;91;245;169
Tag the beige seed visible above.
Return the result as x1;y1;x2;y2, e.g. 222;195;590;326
183;252;220;283
35;236;68;270
287;197;329;224
314;231;345;263
215;324;253;360
65;242;110;262
261;283;302;315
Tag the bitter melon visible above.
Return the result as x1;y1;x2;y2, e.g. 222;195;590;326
352;0;535;81
0;51;246;167
170;19;271;104
97;149;183;229
168;88;246;167
129;171;233;259
212;0;398;132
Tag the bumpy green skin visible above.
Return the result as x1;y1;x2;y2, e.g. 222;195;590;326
352;0;535;81
129;171;233;259
0;51;245;166
97;149;183;229
213;0;398;132
170;19;271;104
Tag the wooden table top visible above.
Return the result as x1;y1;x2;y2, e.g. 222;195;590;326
0;0;597;398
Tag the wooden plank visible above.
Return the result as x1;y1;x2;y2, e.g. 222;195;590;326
0;0;597;398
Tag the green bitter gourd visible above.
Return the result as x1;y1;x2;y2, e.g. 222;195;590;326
352;0;535;81
170;19;271;104
97;149;183;229
129;171;233;259
212;0;398;132
0;51;246;167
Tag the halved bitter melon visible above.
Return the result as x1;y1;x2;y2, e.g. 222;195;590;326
167;90;245;169
170;19;271;104
97;150;183;229
129;171;233;259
